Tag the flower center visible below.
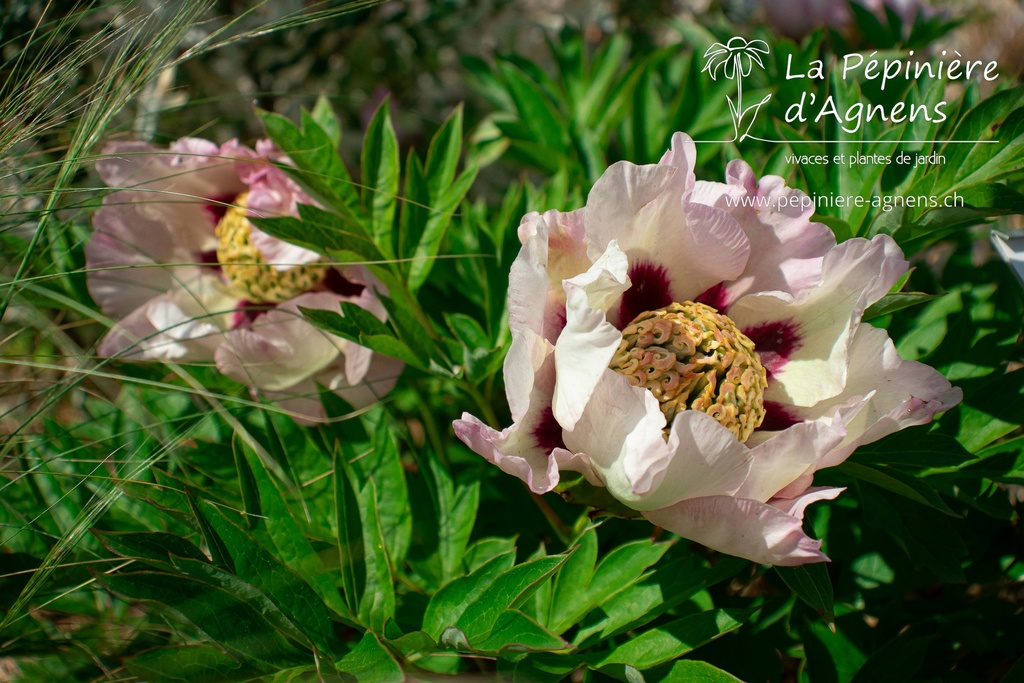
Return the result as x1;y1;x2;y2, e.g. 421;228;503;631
215;192;327;303
609;301;767;442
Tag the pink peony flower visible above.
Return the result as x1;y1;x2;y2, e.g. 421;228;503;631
454;133;961;566
87;137;403;421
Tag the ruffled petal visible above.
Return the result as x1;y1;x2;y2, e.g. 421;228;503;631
215;292;345;392
552;242;630;429
97;139;244;198
510;209;589;341
584;149;749;310
693;160;837;306
642;486;843;566
454;331;564;494
560;369;752;510
787;323;962;471
729;235;907;407
98;273;234;361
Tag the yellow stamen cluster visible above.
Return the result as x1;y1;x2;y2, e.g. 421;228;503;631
215;193;327;303
609;301;767;442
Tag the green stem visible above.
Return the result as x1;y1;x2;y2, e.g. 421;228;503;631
528;488;573;548
461;380;500;429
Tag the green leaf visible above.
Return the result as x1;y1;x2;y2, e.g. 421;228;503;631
185;488;233;573
232;433;261;530
361;98;400;258
649;660;743;683
862;292;939;321
850;430;974;471
92;530;206;572
776;563;835;625
299;306;422;368
312;95;341;147
336;631;404;683
423;550;516;639
456;555;569;641
424;105;465;202
590;608;755;670
837;461;958;516
545;528;598;634
239;441;351;619
252;205;380;260
195;500;341;657
99;571;306;669
411;454;481;588
257;108;362;222
474;610;568;653
356;478;396;632
334;445;366;615
850;635;930;683
408;166;478;292
353;418;412;565
124;645;259;683
574;553;746;648
496;60;567;151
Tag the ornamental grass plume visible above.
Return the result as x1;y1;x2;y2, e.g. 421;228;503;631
87;137;403;420
454;132;961;566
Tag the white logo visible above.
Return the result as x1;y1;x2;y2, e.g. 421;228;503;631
702;37;772;142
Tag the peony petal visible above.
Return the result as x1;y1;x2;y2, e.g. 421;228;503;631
510;209;589;342
97;139;244;199
552;242;630;429
729;235;907;407
584;157;749;310
736;409;848;502
248;225;324;271
642;486;843;565
215;292;345;392
454;331;564;494
561;368;672;506
786;323;962;471
693;160;837;307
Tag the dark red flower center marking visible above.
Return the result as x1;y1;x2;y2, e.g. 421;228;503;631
324;268;365;297
743;320;801;376
231;301;271;329
203;194;236;225
198;249;221;272
695;282;730;312
618;260;673;328
533;406;567;453
759;401;801;431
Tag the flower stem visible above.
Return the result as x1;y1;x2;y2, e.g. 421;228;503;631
461;380;500;429
528;488;573;547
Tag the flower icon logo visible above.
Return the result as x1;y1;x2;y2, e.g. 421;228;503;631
703;37;772;142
